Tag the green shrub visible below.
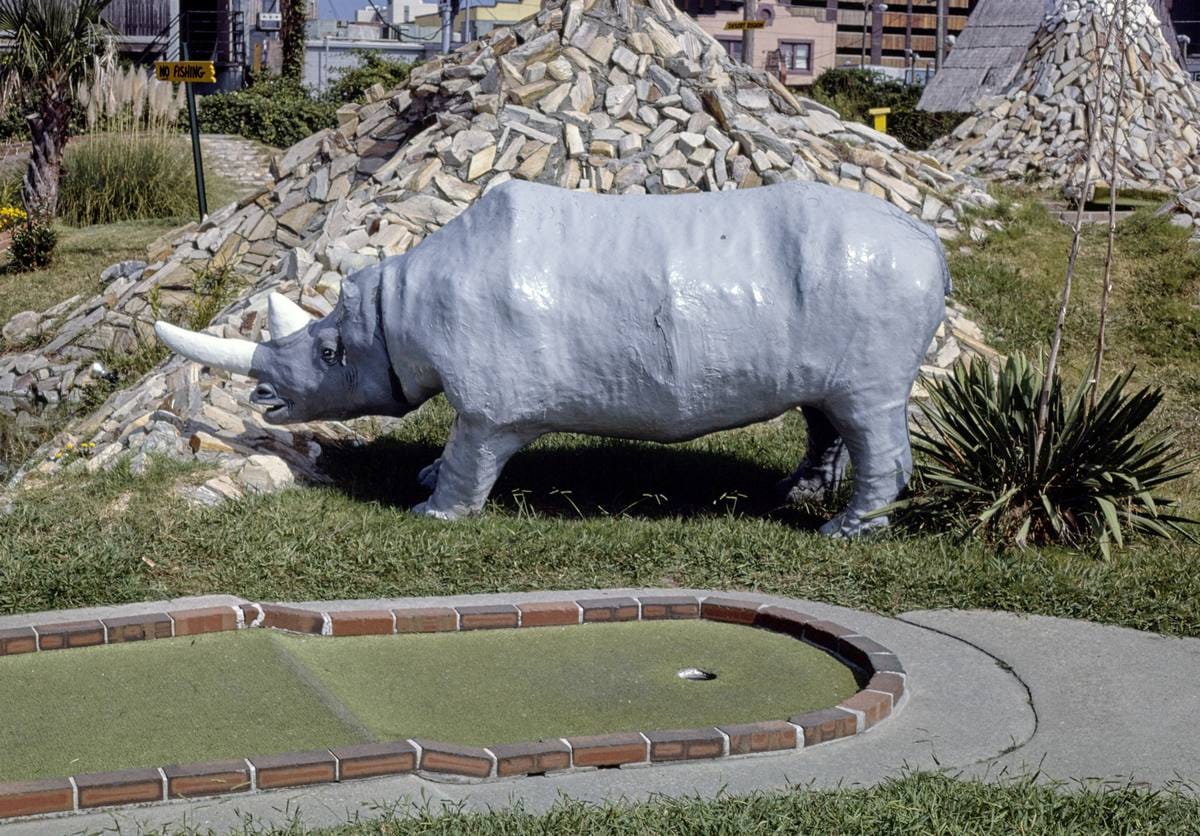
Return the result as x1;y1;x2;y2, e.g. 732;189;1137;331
58;132;209;225
8;214;57;269
890;354;1196;555
807;68;964;150
197;77;337;148
326;50;413;104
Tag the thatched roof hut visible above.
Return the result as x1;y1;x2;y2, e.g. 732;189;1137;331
919;0;1185;113
917;0;1048;113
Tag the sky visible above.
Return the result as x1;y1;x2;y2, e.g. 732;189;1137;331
319;0;361;19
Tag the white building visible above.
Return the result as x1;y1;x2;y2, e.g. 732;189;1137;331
355;0;439;27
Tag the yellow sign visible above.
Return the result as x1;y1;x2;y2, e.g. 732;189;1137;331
868;106;892;133
154;61;216;84
724;19;765;29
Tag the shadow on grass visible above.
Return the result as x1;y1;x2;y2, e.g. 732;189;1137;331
319;434;835;529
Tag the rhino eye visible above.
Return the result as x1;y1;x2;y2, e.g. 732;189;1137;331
319;341;339;365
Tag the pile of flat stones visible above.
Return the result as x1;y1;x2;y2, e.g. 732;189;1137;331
930;0;1200;194
1160;184;1200;242
0;0;1000;502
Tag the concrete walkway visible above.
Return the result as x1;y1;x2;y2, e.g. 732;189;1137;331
1;589;1197;835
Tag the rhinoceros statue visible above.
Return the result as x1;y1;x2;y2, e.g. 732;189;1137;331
156;180;949;535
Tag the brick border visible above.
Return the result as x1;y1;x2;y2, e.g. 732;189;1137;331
0;593;905;821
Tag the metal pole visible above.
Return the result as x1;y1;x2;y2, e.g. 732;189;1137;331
182;40;208;221
440;0;453;53
743;0;757;68
461;0;470;44
861;0;869;68
935;0;946;68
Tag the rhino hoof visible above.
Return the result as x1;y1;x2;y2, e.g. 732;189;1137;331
819;513;888;538
412;501;460;521
417;459;442;490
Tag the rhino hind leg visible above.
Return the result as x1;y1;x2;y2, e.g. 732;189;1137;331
417;458;442;490
818;399;912;538
412;417;538;520
778;406;850;504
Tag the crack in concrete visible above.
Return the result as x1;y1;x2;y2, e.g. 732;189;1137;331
895;612;1038;763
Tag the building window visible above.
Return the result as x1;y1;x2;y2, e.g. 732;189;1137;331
778;40;812;72
718;37;744;63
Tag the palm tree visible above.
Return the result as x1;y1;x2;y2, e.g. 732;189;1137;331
0;0;112;218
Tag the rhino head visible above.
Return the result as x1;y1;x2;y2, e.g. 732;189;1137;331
154;273;414;424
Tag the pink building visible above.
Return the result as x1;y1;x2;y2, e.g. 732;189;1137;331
677;1;838;86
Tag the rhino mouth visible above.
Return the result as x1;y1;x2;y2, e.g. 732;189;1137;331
250;383;291;422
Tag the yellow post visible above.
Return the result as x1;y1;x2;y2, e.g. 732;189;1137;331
868;106;892;133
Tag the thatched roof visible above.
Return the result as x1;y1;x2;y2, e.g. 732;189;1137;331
919;0;1186;114
917;0;1047;113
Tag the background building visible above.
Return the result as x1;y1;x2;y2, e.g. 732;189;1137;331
675;0;837;84
675;0;976;84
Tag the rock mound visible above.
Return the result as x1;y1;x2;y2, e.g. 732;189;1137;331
929;0;1200;192
2;0;996;498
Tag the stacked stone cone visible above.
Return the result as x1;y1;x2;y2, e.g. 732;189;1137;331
1;0;999;497
930;0;1200;193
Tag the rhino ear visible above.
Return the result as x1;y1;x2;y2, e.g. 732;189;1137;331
268;292;313;339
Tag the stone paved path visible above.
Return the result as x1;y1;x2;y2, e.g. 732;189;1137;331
1;589;1196;834
198;134;277;198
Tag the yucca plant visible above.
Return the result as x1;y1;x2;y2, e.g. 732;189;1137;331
890;354;1196;555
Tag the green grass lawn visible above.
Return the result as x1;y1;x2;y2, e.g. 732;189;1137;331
0;219;180;332
4;400;1198;637
308;774;1200;835
0;622;855;781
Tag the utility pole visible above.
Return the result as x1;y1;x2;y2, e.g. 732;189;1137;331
935;0;947;68
861;0;869;67
439;0;454;53
743;0;757;70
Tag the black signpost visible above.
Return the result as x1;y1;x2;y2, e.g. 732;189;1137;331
156;51;214;222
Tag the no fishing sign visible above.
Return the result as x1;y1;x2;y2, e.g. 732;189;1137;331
154;61;216;84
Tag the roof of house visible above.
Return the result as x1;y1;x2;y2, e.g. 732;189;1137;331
917;0;1048;113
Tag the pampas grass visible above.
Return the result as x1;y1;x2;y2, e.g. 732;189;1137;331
59;39;216;224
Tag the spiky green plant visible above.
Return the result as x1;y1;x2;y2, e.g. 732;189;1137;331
0;0;112;217
890;354;1196;555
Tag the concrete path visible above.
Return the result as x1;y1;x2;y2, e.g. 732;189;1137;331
1;589;1197;835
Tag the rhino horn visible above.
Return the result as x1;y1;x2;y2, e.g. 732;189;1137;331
154;321;257;376
268;292;313;339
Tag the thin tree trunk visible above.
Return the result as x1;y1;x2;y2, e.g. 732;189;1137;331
1033;16;1108;467
1091;0;1129;408
22;97;71;219
281;0;306;84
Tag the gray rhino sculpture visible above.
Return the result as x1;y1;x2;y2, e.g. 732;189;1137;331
156;180;949;536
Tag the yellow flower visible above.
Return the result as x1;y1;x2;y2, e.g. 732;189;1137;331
0;205;26;231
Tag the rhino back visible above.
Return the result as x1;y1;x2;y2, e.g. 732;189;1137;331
386;181;945;438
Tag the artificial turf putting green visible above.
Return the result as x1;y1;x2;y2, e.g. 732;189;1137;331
0;631;369;782
0;621;858;781
287;620;859;745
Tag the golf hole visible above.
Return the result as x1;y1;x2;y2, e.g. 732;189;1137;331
677;667;718;681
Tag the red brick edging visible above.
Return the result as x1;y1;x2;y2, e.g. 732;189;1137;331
0;594;906;821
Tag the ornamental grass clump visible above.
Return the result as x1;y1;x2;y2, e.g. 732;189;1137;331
891;354;1196;555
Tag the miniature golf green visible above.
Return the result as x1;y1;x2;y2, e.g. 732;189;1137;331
0;620;859;782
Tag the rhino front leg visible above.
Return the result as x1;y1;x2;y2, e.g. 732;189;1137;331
778;406;850;503
412;417;538;520
819;399;912;537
